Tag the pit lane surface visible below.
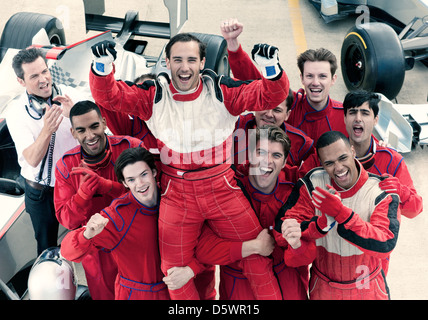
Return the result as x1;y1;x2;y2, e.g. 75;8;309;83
1;0;427;300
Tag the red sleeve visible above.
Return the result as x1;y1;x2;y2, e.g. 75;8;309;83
60;228;95;262
283;163;299;184
100;106;135;137
337;194;401;259
60;210;120;262
276;180;330;241
89;68;155;120
100;106;155;145
393;160;423;218
54;164;93;230
221;71;289;116
228;45;262;80
298;153;321;179
221;45;290;116
272;228;316;268
195;224;243;266
283;239;316;268
292;132;315;165
282;183;316;223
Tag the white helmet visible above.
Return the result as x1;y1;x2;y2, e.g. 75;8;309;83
28;247;77;300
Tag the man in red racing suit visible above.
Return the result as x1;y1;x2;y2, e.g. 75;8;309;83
55;101;143;299
97;76;217;300
195;125;309;300
275;131;400;300
220;19;314;170
61;147;169;300
298;91;422;274
221;19;346;144
89;34;289;299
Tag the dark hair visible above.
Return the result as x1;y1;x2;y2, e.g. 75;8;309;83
134;73;156;84
285;88;294;111
114;147;156;183
250;124;291;159
165;33;206;61
297;48;337;76
316;130;351;158
69;100;103;126
12;47;47;80
343;90;380;117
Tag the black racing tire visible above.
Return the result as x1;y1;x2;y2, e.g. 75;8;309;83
341;22;405;100
0;12;66;61
191;32;230;76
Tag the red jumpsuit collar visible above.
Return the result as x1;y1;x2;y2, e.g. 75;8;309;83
303;95;333;120
357;137;376;170
129;190;160;215
169;77;204;102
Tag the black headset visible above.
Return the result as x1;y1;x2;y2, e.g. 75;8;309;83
26;83;62;120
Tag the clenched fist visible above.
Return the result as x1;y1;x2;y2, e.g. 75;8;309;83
83;213;109;239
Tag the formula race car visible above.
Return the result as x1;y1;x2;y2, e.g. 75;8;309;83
0;0;229;300
308;0;428;151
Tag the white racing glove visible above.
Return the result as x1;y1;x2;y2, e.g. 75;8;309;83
251;43;282;79
91;40;117;76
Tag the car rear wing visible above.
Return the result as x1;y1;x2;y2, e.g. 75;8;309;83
373;93;428;153
83;0;188;39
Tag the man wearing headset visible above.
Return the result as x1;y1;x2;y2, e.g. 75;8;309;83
6;47;84;255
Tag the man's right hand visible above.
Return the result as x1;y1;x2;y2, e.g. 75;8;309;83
281;219;302;249
83;213;109;239
241;228;274;258
91;40;117;76
71;168;99;201
220;18;244;52
43;104;63;135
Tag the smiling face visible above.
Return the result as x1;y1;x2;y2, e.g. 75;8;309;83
17;56;52;98
121;161;158;207
318;138;358;189
71;110;107;157
344;101;379;157
249;139;286;194
255;100;290;127
166;40;205;92
300;60;337;110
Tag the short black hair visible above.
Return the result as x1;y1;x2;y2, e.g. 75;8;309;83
343;90;380;117
316;130;351;158
114;147;156;183
12;47;47;80
69;100;103;126
165;33;206;61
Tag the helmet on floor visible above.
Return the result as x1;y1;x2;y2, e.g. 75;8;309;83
28;247;77;300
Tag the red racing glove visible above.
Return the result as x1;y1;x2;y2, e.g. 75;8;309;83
312;185;353;225
71;167;117;194
74;172;99;201
379;175;411;203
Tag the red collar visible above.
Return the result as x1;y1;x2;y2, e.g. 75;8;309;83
356;137;377;170
169;77;204;102
302;96;334;120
